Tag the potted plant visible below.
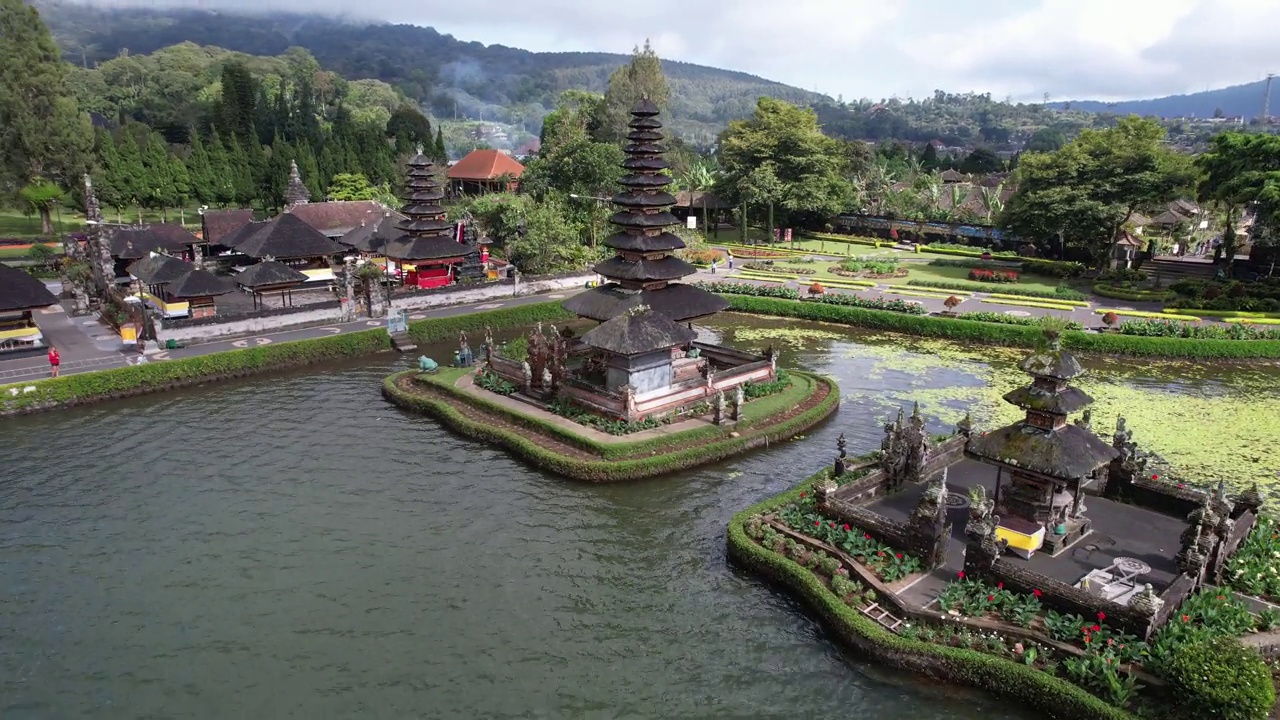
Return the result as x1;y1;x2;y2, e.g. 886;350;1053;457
1101;311;1119;332
943;295;962;316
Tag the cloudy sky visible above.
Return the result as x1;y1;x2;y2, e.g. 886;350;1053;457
108;0;1276;101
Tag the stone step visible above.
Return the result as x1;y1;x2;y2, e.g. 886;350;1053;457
389;332;417;353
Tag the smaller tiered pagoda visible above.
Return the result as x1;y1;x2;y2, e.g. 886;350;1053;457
384;148;468;289
967;327;1119;556
563;99;727;323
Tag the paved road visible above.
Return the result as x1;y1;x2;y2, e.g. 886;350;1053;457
0;289;582;384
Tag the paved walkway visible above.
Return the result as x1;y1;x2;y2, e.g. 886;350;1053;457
0;288;584;385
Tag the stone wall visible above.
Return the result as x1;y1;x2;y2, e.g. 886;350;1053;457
156;272;594;345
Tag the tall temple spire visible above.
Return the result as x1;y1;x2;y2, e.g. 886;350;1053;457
563;100;728;323
383;146;465;262
285;160;310;208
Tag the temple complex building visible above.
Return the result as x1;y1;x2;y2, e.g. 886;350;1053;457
384;149;472;289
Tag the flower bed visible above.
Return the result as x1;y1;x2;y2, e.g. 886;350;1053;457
988;292;1090;308
970;268;1019;283
834;256;902;276
908;279;1088;301
809;293;926;315
957;312;1085;330
692;281;800;299
1225;516;1280;602
743;261;816;275
1117;319;1280;340
769;495;923;582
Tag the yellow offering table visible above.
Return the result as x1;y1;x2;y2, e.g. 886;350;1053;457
996;516;1045;559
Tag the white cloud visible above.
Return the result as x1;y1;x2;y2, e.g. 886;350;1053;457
76;0;1277;102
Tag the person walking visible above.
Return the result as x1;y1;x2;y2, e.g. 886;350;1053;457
48;345;60;378
710;258;718;274
726;250;734;271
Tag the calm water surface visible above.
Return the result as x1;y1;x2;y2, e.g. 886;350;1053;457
0;323;1093;720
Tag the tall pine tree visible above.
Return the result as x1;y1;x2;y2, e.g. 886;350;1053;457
207;130;236;207
186;130;214;205
434;127;447;163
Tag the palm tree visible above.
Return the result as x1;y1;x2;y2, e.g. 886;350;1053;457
980;183;1005;224
680;161;717;237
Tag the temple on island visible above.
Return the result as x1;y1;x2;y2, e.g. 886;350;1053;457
966;328;1119;557
483;101;772;423
563;99;728;323
384;148;472;289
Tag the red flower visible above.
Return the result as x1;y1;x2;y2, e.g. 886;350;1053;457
997;582;1004;589
895;553;902;559
815;520;821;527
842;524;850;531
1107;638;1114;646
957;571;965;579
1217;595;1225;600
1091;624;1101;632
1097;612;1106;621
1151;474;1159;480
1178;484;1185;489
1032;589;1042;598
987;595;994;602
829;521;836;528
1181;615;1190;622
877;551;885;557
864;533;872;540
799;492;806;498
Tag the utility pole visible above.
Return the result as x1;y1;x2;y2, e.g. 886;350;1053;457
1263;73;1275;123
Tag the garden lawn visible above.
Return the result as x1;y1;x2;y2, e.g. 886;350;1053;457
902;263;1069;294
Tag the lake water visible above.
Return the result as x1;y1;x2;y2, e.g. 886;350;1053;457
4;316;1274;719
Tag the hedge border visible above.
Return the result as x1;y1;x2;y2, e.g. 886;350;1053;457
726;470;1136;720
907;279;1088;302
380;369;841;482
721;295;1280;359
1092;284;1175;303
0;301;576;417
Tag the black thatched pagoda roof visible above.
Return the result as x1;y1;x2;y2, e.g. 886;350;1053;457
562;282;727;323
581;307;696;356
236;261;308;289
233;213;346;259
1019;346;1085;381
0;264;58;311
1002;385;1094;416
968;423;1118;480
126;254;194;285
167;269;235;298
386;149;462;263
338;211;404;254
567;100;724;322
108;225;194;259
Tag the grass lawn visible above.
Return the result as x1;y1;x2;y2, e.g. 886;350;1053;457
0;205;205;239
733;257;1073;296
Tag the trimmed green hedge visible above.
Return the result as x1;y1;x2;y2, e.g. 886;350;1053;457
908;279;1088;302
0;301;577;416
726;472;1136;720
1092;284;1175;302
721;295;1280;359
381;369;840;482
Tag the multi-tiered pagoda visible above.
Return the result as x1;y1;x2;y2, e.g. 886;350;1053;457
564;99;728;323
384;148;468;289
967;328;1119;555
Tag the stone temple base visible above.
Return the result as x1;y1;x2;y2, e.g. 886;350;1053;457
1043;516;1091;556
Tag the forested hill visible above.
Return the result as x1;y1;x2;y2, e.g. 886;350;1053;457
1053;79;1272;119
35;0;826;141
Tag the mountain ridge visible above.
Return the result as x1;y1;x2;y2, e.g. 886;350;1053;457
1056;79;1273;120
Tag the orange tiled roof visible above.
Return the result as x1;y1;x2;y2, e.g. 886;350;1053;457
445;149;526;181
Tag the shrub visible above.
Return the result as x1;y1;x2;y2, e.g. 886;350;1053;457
692;281;800;299
744;261;815;275
836;256;899;274
808;282;825;296
1092;284;1175;302
1021;257;1086;278
1102;312;1119;328
1159;637;1274;720
1118;319;1280;340
682;249;725;265
969;268;1018;283
810;293;926;314
475;367;518;395
943;295;962;311
957;311;1083;330
1097;269;1147;284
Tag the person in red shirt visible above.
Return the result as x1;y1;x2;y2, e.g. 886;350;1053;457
48;346;60;378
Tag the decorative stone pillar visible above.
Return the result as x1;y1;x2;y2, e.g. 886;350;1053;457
1236;483;1264;519
731;384;744;422
908;468;952;569
341;257;357;322
833;433;848;478
713;391;726;425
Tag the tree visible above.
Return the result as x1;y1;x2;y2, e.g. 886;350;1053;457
0;0;92;195
186;130;214;205
1000;117;1196;267
1025;128;1067;153
110;129;146;217
959;147;1003;175
718;97;855;232
19;180;66;235
505;196;594;274
140;131;176;218
434;127;447;163
218;61;258;142
386;105;432;156
327;172;381;201
597;40;670;143
521;91;623;199
919;143;940;171
679;160;717;236
1196;132;1280;268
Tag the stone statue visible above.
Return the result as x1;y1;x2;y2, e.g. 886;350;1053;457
955;411;972;438
527;324;548;388
417;356;438;372
482;325;494;362
1129;583;1163;617
713;391;727;425
622;385;638;419
456;331;473;367
1074;408;1092;431
732;384;744;422
702;360;715;389
521;360;533;394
